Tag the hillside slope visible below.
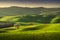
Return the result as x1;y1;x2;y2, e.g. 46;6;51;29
0;15;60;23
0;24;60;40
0;6;60;16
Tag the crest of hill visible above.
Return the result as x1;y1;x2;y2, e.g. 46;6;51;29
0;6;60;17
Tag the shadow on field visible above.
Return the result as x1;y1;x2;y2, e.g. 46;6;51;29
0;30;7;33
5;28;16;30
21;25;46;31
0;28;16;33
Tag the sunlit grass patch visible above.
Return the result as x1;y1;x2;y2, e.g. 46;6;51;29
0;23;60;40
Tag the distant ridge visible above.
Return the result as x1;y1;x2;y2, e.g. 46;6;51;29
0;6;60;9
0;6;60;16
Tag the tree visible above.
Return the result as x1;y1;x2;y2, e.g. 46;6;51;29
14;22;20;29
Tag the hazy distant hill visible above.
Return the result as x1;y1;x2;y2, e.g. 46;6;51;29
0;6;60;23
0;6;60;16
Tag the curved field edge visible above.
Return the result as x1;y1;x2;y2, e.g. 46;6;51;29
0;24;60;40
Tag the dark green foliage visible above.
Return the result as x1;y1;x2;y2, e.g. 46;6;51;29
20;23;33;26
0;21;14;28
19;15;55;23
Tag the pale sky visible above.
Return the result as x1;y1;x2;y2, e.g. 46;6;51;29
0;0;60;8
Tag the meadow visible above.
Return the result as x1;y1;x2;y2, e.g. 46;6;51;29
0;23;60;40
0;7;60;40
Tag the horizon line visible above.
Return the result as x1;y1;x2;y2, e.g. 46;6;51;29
0;6;60;8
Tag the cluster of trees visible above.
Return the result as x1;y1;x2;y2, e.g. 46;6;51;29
0;21;14;28
19;15;60;23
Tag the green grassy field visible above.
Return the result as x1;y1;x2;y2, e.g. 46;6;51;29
0;23;60;40
0;7;60;40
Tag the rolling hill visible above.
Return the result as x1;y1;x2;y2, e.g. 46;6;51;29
0;6;60;16
0;6;60;40
0;15;60;23
0;24;60;40
0;6;60;24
